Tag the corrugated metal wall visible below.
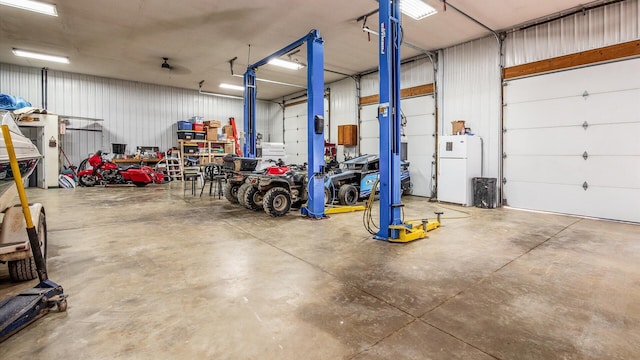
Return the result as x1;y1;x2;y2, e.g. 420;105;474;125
0;63;41;106
328;77;358;160
262;102;284;143
439;36;502;180
1;63;276;166
505;0;640;66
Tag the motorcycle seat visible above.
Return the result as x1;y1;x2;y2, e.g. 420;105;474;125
121;165;140;171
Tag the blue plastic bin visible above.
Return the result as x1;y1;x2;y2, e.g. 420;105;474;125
177;121;192;131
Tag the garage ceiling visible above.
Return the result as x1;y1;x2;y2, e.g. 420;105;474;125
0;0;592;100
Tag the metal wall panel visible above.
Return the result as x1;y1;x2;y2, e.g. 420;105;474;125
328;77;358;160
41;69;279;166
0;63;41;106
505;0;640;67
360;57;435;97
439;36;502;181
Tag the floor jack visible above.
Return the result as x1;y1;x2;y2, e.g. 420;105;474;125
0;125;67;343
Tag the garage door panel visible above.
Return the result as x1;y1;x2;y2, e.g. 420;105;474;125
585;89;640;125
360;119;379;138
505;97;588;129
402;96;434;117
406;134;434;157
505;156;640;189
505;127;587;155
504;57;640;222
360;138;378;155
585;156;640;189
406;154;433;197
505;57;640;103
361;105;378;120
504;156;585;184
585;123;640;155
405;115;433;136
506;182;640;223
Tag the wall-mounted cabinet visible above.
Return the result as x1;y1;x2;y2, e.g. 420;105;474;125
337;125;357;146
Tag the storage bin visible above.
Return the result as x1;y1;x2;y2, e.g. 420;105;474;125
194;131;206;140
183;144;199;154
177;121;192;131
473;177;497;209
193;123;204;132
177;131;194;140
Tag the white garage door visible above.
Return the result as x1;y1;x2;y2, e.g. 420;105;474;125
503;58;640;223
360;95;436;197
284;99;329;165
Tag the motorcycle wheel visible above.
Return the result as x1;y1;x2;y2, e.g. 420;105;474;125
79;174;98;187
133;182;148;187
263;187;292;217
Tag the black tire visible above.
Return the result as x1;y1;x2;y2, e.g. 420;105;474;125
338;184;358;206
244;186;264;211
133;182;148;187
79;174;98;187
263;187;292;217
324;187;332;204
9;209;47;282
224;182;241;204
237;183;251;206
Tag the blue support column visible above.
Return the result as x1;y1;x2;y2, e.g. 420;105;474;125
304;30;326;219
243;69;257;158
376;0;403;240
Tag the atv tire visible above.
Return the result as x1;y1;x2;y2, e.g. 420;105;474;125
338;184;358;206
244;186;264;211
224;182;241;204
263;187;292;217
237;183;251;206
8;209;47;282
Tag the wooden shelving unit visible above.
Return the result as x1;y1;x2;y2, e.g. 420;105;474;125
177;139;235;167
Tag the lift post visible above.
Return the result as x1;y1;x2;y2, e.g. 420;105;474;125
376;0;404;240
244;30;325;219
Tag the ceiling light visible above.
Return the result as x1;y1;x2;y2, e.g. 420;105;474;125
12;49;69;64
219;83;244;91
0;0;58;16
268;58;304;70
400;0;437;20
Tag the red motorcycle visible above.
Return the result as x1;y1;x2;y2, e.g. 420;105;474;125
77;151;164;187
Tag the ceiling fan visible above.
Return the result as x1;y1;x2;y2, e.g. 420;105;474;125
161;57;173;71
159;57;191;75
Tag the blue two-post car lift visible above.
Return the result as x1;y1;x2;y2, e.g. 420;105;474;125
243;30;326;219
375;0;439;242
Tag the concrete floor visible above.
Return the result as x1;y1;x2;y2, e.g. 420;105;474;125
0;183;638;359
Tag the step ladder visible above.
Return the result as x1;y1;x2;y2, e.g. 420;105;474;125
165;150;183;181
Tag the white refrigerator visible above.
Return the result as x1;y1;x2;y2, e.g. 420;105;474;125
438;135;482;206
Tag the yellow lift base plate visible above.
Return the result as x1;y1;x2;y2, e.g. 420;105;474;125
325;205;366;215
388;219;441;243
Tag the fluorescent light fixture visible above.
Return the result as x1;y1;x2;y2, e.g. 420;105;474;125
400;0;437;20
12;49;69;64
268;58;304;70
219;83;244;91
0;0;58;16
